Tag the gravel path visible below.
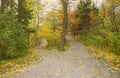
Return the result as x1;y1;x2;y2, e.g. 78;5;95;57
11;36;120;78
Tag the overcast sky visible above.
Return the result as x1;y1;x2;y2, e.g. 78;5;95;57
41;0;60;11
42;0;103;12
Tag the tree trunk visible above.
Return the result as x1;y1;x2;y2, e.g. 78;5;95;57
111;4;119;32
60;0;68;50
1;0;4;13
36;10;39;28
18;0;21;23
10;0;13;9
102;4;106;30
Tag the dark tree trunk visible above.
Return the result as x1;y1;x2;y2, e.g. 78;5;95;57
60;0;68;50
10;0;13;9
18;0;22;23
1;0;4;13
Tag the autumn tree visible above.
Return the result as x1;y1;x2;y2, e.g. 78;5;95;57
46;10;58;31
72;0;120;54
107;0;120;32
75;0;92;31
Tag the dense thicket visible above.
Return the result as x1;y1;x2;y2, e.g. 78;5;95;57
70;0;120;54
0;9;28;59
0;0;32;59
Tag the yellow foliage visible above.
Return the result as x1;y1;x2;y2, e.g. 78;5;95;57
28;23;36;29
38;21;61;47
87;46;120;71
38;21;53;38
0;49;43;77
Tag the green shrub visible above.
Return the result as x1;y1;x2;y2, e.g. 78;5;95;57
92;35;105;47
79;29;120;54
0;9;28;59
110;33;120;54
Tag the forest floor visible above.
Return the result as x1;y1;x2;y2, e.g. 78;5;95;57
11;36;120;78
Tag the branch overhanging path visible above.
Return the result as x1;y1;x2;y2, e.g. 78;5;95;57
11;36;120;78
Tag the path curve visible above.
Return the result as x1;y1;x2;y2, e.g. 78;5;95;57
11;36;120;78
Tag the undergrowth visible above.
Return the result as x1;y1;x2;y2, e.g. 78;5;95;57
77;29;120;71
0;49;43;77
87;46;120;71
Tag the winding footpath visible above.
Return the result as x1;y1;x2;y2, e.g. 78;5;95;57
11;36;120;78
